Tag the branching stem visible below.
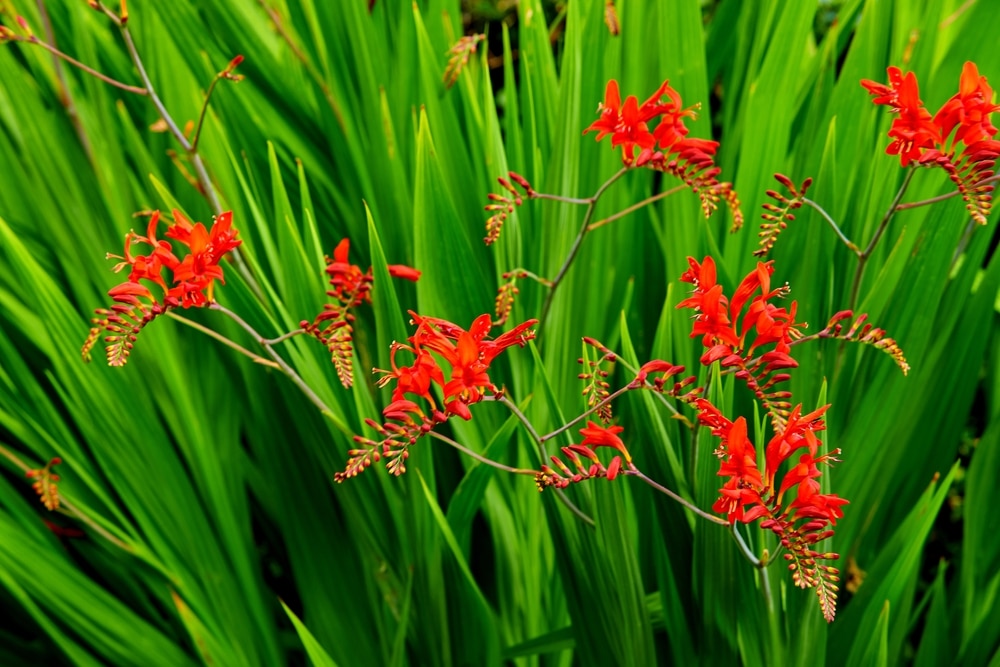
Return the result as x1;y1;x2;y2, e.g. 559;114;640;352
802;198;860;255
587;184;686;232
848;166;917;309
210;303;333;415
428;431;534;475
166;311;280;369
539;386;630;442
18;36;147;94
538;167;630;331
627;467;728;526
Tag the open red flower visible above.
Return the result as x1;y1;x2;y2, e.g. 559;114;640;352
934;61;1000;146
584;80;658;165
579;421;630;462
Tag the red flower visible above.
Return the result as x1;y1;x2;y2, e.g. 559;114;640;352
934;61;1000;146
584;80;657;165
388;264;421;281
716;417;763;488
862;66;940;165
326;238;372;306
579;421;630;462
393;312;538;418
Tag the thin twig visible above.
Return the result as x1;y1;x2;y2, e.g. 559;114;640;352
36;0;94;163
587;184;686;232
166;311;280;369
628;467;728;525
802;198;860;256
19;37;147;94
492;394;543;444
210;303;334;414
190;75;224;153
730;520;762;567
894;173;1000;211
428;431;534;475
491;395;596;527
531;192;593;206
848;166;917;309
539;386;630;442
538;167;630;330
263;329;307;346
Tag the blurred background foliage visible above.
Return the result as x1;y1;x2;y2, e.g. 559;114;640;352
0;0;998;665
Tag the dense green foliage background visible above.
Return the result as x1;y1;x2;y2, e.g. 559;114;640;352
0;0;998;665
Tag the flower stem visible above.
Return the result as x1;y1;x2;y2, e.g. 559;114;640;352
730;520;762;567
848;166;917;309
263;329;307;346
166;311;280;369
35;0;94;163
802;198;860;256
191;74;225;153
628;467;728;526
428;431;534;475
587;184;686;232
538;167;630;332
539;386;630;442
492;395;596;527
210;303;333;415
19;36;147;95
493;394;543;444
108;13;262;301
531;192;594;206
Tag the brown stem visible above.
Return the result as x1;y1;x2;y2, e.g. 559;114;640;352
210;303;334;415
428;431;534;475
538;167;630;331
166;311;280;369
539;386;630;442
627;467;728;525
848;166;917;309
587;184;686;232
894;173;1000;211
35;0;95;163
20;36;147;95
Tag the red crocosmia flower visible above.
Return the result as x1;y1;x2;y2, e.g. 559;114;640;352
579;421;631;462
716;417;763;488
862;66;941;166
404;312;537;416
764;404;828;491
712;478;763;524
162;211;241;307
789;479;848;525
326;238;371;304
606;455;623;480
934;61;1000;146
861;66;908;109
387;264;421;281
677;256;740;351
584;79;658;166
376;342;444;404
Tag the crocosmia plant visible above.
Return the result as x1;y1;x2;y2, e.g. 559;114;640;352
1;2;998;666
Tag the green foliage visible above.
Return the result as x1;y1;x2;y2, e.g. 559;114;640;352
0;0;997;665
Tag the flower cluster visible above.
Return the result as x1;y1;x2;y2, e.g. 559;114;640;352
26;457;63;511
694;398;845;622
862;62;1000;224
82;210;241;366
301;238;420;388
584;79;742;226
535;422;630;490
336;313;537;481
677;255;908;428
